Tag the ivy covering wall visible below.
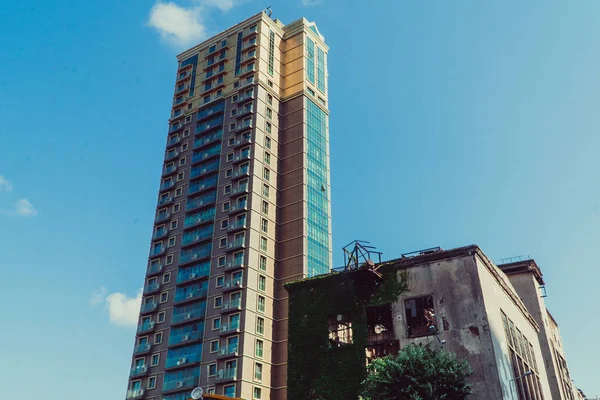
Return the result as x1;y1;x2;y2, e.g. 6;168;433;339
285;266;408;400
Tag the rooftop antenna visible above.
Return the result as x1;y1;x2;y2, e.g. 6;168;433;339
342;240;383;276
265;6;273;18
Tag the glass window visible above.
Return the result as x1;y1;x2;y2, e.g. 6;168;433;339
264;152;270;165
210;340;219;352
255;363;263;381
267;94;273;105
265;122;272;134
263;168;270;181
260;237;267;252
258;275;266;292
148;376;156;389
261;201;269;215
255;339;264;358
214;296;223;308
155;332;163;344
261;218;268;233
216;276;225;287
264;137;271;149
256;316;264;335
254;387;262;399
259;256;267;271
266;108;272;119
263;184;269;198
151;354;160;366
257;295;266;312
208;363;217;376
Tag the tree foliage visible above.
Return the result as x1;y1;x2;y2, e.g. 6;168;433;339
361;343;473;400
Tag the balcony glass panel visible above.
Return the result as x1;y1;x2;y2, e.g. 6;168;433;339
165;344;202;368
174;284;208;303
190;160;219;178
180;244;212;264
172;301;207;324
177;262;210;284
185;192;216;211
192;143;221;163
169;322;204;346
184;207;215;228
163;367;199;391
182;225;214;245
188;175;218;195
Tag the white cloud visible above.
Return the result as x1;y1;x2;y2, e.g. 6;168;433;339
15;199;37;217
301;0;322;6
105;289;143;327
201;0;237;12
148;2;207;48
0;176;13;192
89;287;108;306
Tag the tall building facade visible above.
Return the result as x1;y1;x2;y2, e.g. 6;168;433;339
125;11;331;400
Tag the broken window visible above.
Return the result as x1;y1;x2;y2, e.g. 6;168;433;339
365;304;398;364
404;295;437;337
328;314;353;348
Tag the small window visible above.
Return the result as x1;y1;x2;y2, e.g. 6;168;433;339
162;273;171;284
263;168;270;181
255;339;264;358
187;103;193;110
221;39;227;47
207;387;215;394
227;152;234;162
258;275;266;292
157;311;166;323
212;317;222;330
328;314;353;347
261;218;268;233
183;129;190;137
256;317;264;335
224;185;232;195
254;387;262;399
177;172;184;181
172;203;180;213
265;122;272;134
264;137;271;149
261;201;269;215
266;108;272;119
230;123;237;131
175;187;183;197
159;292;168;303
267;94;273;105
216;276;225;287
259;256;267;271
221;219;229;230
148;376;157;390
404;295;437;337
179;157;186;166
208;363;218;377
155;332;163;344
228;137;235;146
209;44;216;53
264;152;271;165
218;256;226;267
231;109;238;117
151;353;160;366
262;184;270;198
226;168;233;178
170;220;178;230
222;201;231;212
254;363;263;381
166;254;174;265
167;236;176;247
185;115;192;123
219;237;227;248
210;339;219;352
257;295;266;313
267;80;273;88
232;94;239;102
214;296;223;308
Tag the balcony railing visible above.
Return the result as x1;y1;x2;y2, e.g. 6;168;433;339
236;91;254;103
233;153;251;164
229;202;248;213
223;279;242;290
155;212;170;223
183;214;214;229
221;299;242;312
160;180;175;190
226;238;245;252
230;185;249;196
165;151;179;161
192;150;220;164
130;365;148;377
126;389;144;399
174;288;208;304
216;368;237;381
169;330;202;346
140;302;157;314
177;268;210;284
162;376;196;392
137;321;155;334
227;221;246;232
165;354;201;369
150;246;166;257
133;343;152;355
225;258;245;270
172;309;204;324
217;343;239;357
233;135;251;148
143;282;160;295
152;229;169;240
231;169;250;180
167;136;181;147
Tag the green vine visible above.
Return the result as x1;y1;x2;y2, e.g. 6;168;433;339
285;266;408;400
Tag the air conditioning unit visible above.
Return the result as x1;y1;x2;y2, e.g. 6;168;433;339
194;235;200;240
234;280;241;287
220;325;228;332
192;254;198;260
187;292;194;299
176;381;184;388
190;273;196;279
144;344;151;351
218;370;224;379
148;321;155;328
218;348;226;355
140;366;147;373
176;358;187;365
224;281;231;288
184;313;192;320
135;389;144;396
182;334;190;341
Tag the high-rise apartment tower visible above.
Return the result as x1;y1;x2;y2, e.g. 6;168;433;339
125;11;331;400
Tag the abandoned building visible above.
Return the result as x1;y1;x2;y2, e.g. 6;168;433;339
284;244;582;400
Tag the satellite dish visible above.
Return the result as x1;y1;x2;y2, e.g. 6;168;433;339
191;387;204;399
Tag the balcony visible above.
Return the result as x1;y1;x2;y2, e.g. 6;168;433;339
126;389;145;399
243;26;258;38
194;133;222;149
130;365;148;377
165;151;180;162
140;302;158;314
183;214;214;229
147;262;163;277
171;309;204;325
165;355;201;370
231;169;250;181
181;234;211;248
174;96;187;106
222;279;243;291
155;212;170;223
137;321;156;334
166;136;181;148
237;105;253;118
177;269;210;285
143;282;161;295
232;153;251;164
185;199;214;213
149;246;166;258
230;186;249;197
232;135;251;149
221;299;242;313
240;52;257;64
190;163;219;179
162;164;178;177
188;181;217;196
158;196;173;207
197;102;225;121
174;84;189;96
162;376;196;393
239;64;256;77
170;109;184;121
236;91;255;104
216;368;238;382
170;123;184;133
225;258;245;270
133;343;152;355
152;228;169;240
169;330;202;347
218;320;240;335
176;71;192;83
174;288;208;304
192;150;220;164
226;238;246;252
227;221;247;233
179;251;210;266
217;343;239;358
239;79;255;90
160;180;175;191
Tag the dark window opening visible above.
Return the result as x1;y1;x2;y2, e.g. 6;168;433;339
405;295;437;337
328;314;352;348
365;304;398;364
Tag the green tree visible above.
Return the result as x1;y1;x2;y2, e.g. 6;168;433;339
361;343;473;400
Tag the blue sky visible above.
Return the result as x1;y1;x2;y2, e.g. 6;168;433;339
0;0;598;398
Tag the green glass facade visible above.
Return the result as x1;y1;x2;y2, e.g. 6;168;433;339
306;99;330;277
317;47;325;92
306;38;315;84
